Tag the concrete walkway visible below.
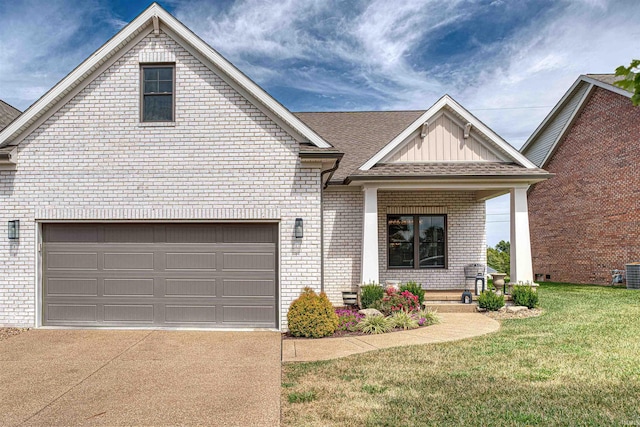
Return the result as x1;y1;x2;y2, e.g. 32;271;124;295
282;313;499;362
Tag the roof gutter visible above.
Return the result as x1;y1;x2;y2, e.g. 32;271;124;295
344;173;554;185
0;147;17;166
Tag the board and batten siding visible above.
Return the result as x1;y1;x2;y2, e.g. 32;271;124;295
522;81;591;167
384;112;502;163
0;31;321;329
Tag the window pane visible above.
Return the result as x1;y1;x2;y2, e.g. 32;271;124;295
144;80;158;94
158;81;173;93
388;216;414;268
419;215;445;267
143;95;172;121
158;67;173;80
143;68;158;81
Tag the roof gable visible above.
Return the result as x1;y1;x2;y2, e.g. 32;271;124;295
520;74;633;168
360;95;536;171
381;110;506;163
0;3;331;149
0;100;21;130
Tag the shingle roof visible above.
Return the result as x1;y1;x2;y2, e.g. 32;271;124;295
349;162;552;181
0;100;20;130
294;110;425;181
586;73;625;87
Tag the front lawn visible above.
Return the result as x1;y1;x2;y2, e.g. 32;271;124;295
282;283;640;426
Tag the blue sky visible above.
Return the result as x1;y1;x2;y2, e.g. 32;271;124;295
1;0;639;246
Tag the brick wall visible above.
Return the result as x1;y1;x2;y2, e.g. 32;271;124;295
528;87;640;285
323;189;363;305
0;31;322;329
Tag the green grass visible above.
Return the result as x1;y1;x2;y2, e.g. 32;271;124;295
282;283;640;426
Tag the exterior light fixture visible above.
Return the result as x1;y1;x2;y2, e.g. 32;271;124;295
294;218;303;238
8;220;19;240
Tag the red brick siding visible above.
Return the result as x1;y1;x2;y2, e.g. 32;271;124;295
528;87;640;285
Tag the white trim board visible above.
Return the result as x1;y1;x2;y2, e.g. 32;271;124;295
0;3;331;149
359;95;537;171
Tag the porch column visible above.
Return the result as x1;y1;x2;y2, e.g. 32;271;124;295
361;187;379;284
510;187;534;283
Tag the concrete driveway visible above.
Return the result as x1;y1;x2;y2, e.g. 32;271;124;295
0;330;281;426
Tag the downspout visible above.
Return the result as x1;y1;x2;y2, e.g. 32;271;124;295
319;158;341;293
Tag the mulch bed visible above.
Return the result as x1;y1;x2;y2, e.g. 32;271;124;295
0;328;29;342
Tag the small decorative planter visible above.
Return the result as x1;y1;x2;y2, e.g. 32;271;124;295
491;273;507;293
342;290;358;306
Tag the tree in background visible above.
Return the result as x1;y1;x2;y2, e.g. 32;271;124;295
487;240;510;276
614;59;640;106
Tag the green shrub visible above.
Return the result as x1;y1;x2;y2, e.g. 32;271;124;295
360;283;384;308
357;314;394;334
399;281;425;306
287;287;339;338
390;311;419;330
415;308;439;326
512;285;539;308
477;290;505;311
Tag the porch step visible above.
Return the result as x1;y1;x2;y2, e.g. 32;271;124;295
424;290;512;303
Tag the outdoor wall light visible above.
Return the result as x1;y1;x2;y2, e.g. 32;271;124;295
294;218;304;238
8;220;19;240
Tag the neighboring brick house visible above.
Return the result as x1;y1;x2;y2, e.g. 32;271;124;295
520;74;639;285
0;3;549;330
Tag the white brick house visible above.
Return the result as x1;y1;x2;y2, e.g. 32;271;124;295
0;4;549;330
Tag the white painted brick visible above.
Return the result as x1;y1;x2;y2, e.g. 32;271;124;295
0;32;321;330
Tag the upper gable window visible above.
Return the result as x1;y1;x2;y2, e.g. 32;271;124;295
141;65;174;122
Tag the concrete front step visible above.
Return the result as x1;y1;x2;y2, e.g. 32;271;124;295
424;290;512;303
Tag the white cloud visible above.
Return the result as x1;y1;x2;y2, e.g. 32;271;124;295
0;0;128;110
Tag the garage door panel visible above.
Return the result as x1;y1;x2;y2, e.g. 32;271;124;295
103;279;155;296
165;252;216;270
223;279;275;297
48;252;98;270
104;305;154;322
104;224;155;243
223;306;275;323
48;304;97;322
165;279;217;296
223;253;274;271
103;253;155;270
47;278;98;296
164;305;216;323
43;223;278;328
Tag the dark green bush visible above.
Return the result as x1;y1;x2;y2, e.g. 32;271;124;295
360;283;384;308
399;281;425;306
478;290;505;311
512;285;539;308
287;287;338;338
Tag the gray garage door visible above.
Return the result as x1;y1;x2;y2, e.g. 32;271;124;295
43;223;278;328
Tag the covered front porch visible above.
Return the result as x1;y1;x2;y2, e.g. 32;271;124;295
358;181;534;290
